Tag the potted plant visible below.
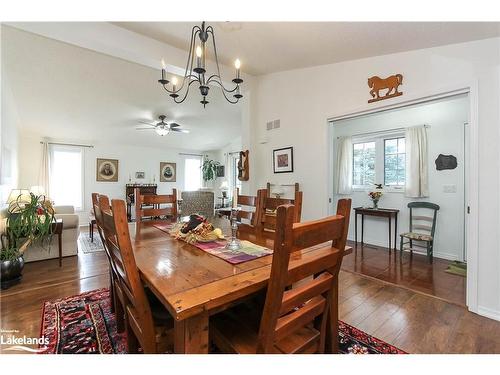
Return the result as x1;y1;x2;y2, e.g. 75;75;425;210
0;193;54;289
201;157;221;184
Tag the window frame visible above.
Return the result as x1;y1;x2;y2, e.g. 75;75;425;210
350;132;406;193
383;136;406;189
49;144;85;211
351;139;377;190
183;155;203;191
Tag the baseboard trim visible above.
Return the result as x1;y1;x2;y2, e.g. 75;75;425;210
477;306;500;322
347;236;460;261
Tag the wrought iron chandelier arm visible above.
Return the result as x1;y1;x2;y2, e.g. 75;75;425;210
205;75;239;93
206;27;239;93
173;77;200;104
175;26;200;93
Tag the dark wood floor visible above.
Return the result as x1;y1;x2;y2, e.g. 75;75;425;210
1;244;499;353
342;240;466;306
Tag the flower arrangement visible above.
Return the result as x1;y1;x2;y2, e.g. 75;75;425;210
368;185;383;209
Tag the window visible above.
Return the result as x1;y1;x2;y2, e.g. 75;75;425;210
184;156;202;191
49;145;84;210
384;137;406;187
352;141;376;187
350;134;406;190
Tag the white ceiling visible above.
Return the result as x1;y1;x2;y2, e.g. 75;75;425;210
2;26;242;151
113;22;500;75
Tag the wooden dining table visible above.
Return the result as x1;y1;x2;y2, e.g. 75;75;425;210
131;217;351;354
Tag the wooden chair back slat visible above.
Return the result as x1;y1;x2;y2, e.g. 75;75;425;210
255;199;351;353
255;189;303;232
100;198;158;352
135;188;177;233
412;224;432;232
412;215;433;222
236;188;258;226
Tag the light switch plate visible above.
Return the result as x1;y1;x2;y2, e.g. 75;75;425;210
443;184;457;193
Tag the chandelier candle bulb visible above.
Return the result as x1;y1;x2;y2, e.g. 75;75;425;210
235;59;241;79
172;76;178;91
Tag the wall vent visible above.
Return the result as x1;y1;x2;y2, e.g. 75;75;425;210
266;119;281;131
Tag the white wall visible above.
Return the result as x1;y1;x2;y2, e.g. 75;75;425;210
0;78;20;205
18;135;203;222
248;37;500;319
332;95;468;261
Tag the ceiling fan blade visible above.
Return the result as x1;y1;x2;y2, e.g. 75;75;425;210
169;122;180;128
171;128;190;133
138;120;156;126
136;127;156;130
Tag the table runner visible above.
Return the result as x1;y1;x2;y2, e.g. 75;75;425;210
153;223;272;264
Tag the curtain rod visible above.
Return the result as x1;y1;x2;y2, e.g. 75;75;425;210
179;152;203;157
337;125;430;139
40;141;94;148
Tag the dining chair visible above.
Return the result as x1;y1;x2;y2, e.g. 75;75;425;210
92;193;125;332
236;188;258;227
399;201;440;263
210;198;352;354
255;188;303;231
135;188;177;232
100;198;173;353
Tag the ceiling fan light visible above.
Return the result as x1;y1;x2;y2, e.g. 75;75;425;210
155;126;170;136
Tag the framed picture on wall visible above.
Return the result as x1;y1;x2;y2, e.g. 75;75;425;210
160;162;176;182
216;165;225;178
135;171;145;179
96;158;119;182
273;147;294;173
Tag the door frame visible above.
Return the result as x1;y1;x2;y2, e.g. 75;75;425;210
326;82;479;313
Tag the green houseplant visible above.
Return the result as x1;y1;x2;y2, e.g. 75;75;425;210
0;193;54;289
201;157;221;182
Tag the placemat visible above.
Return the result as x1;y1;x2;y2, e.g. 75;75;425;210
194;239;272;264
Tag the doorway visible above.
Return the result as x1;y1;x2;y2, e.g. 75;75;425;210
329;93;470;306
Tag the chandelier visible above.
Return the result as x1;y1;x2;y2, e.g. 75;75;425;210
158;22;243;108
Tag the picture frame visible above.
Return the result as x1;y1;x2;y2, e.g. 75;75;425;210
96;158;119;182
160;162;176;182
273;147;294;173
216;165;225;178
135;171;145;179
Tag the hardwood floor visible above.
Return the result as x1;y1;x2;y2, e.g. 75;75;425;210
1;243;499;354
342;240;466;306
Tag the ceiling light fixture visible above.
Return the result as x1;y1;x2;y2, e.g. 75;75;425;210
158;21;243;108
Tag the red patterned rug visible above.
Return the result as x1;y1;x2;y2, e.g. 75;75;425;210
39;289;406;354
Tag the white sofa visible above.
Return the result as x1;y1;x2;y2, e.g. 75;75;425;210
0;205;80;263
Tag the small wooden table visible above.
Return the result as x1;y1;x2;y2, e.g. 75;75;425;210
353;207;399;251
133;217;351;353
51;218;64;267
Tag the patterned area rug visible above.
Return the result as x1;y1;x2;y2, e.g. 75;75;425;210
78;231;104;254
39;289;406;354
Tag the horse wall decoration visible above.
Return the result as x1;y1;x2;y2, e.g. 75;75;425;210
367;74;403;103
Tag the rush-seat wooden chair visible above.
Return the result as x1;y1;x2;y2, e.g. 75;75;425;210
210;199;352;354
399;201;440;263
135;188;177;233
100;198;173;353
255;189;303;232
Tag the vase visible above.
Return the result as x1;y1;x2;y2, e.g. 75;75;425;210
0;256;24;289
372;199;379;209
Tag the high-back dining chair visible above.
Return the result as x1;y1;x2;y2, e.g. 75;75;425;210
236;188;258;227
135;188;177;232
211;199;352;354
399;201;440;263
255;188;303;231
100;198;173;353
92;193;125;332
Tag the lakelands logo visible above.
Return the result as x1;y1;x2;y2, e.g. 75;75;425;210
0;328;49;353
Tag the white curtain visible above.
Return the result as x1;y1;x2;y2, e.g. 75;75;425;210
336;136;352;194
38;141;50;197
405;126;429;197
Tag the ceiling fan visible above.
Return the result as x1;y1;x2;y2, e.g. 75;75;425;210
136;115;190;136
